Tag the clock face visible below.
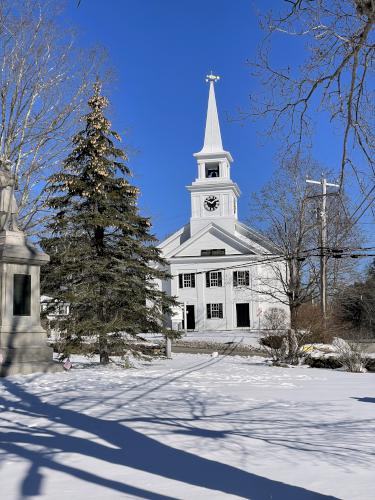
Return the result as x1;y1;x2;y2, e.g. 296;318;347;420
204;195;220;212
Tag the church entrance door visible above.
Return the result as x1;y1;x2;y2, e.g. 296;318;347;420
182;305;195;330
236;303;250;328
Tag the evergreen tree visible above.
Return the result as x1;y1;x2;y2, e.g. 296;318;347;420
41;82;177;363
334;259;375;338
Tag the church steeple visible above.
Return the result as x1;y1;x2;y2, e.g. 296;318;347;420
200;74;223;154
194;73;233;163
188;74;240;236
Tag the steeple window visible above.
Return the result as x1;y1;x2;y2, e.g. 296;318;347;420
205;163;220;178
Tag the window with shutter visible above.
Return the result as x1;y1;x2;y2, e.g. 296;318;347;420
207;271;222;287
234;270;250;287
179;273;196;288
207;303;224;319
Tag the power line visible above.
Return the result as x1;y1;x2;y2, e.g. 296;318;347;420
171;242;375;280
337;184;375;244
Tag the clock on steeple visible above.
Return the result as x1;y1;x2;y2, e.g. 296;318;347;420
187;73;240;236
204;195;220;211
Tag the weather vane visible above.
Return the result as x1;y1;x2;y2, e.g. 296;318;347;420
205;71;220;83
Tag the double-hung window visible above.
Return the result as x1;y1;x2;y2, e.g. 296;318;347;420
206;303;223;319
206;271;222;287
178;273;196;288
233;270;250;287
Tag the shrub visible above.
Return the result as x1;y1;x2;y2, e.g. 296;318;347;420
332;337;366;373
263;307;287;332
295;303;334;343
260;335;286;350
260;329;313;365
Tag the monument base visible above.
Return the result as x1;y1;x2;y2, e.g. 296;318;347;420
0;341;63;376
0;359;62;377
0;229;60;377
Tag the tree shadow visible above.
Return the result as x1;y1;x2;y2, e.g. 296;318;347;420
352;397;375;404
0;375;339;500
120;393;375;468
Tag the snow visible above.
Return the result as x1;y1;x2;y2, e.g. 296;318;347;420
0;353;374;500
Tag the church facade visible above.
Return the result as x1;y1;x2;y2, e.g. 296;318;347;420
157;75;287;332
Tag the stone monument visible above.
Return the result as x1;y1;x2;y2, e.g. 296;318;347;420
0;157;60;376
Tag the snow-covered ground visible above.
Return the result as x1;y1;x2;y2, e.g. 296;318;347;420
0;354;374;500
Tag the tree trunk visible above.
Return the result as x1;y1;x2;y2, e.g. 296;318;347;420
286;328;299;365
290;302;300;330
99;333;109;364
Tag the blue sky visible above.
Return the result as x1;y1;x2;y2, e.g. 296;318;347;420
63;0;353;241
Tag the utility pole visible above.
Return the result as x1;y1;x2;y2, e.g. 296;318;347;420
306;176;339;322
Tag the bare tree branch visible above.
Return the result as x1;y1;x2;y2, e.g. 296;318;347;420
0;0;104;233
247;0;374;219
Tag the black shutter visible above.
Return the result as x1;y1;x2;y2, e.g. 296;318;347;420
233;271;238;287
191;273;196;288
179;274;183;288
245;271;250;287
206;304;211;319
206;272;210;287
218;272;222;287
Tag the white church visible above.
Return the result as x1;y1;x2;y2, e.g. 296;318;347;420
157;75;286;332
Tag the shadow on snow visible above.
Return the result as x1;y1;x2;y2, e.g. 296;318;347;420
0;357;341;500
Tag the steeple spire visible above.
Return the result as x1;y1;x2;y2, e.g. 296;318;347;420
189;73;238;236
200;73;223;154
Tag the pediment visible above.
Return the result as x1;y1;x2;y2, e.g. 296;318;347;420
165;223;257;259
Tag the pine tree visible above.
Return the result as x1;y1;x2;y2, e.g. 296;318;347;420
41;82;177;364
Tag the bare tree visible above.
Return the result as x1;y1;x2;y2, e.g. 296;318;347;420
250;154;358;330
248;0;374;217
0;0;101;232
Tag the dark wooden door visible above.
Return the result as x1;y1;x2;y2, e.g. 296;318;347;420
236;303;250;328
183;305;195;330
